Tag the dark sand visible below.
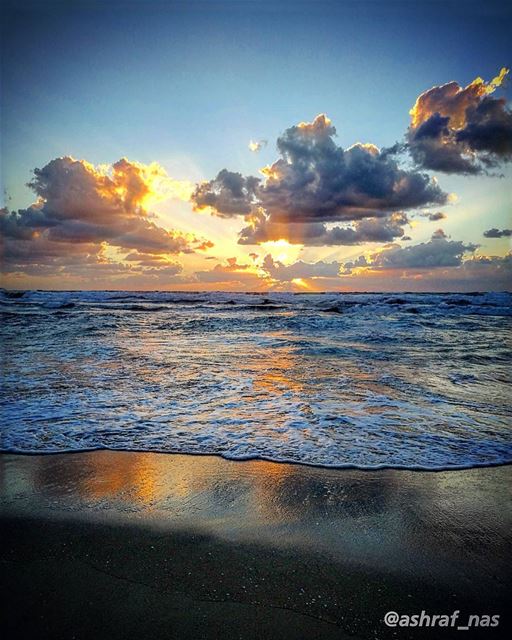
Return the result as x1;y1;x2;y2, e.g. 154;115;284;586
1;452;511;639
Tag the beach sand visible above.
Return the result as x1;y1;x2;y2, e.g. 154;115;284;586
1;451;511;639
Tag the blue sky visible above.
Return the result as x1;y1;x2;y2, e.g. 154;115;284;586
1;0;511;290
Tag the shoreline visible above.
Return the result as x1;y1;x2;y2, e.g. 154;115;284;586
2;447;512;473
1;451;511;639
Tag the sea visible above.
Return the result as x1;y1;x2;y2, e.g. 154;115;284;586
1;289;511;470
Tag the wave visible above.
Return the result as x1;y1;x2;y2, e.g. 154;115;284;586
2;289;511;316
2;288;511;470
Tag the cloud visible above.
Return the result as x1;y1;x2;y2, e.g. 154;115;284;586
360;235;477;270
335;232;512;293
196;239;215;251
1;156;211;281
123;251;183;271
257;115;446;223
483;228;512;238
193;254;343;287
194;114;446;247
408;68;512;174
0;236;188;287
239;211;410;245
248;139;268;153
461;252;511;277
261;254;342;281
338;251;512;291
431;228;448;240
424;211;447;221
193;257;263;286
340;254;371;274
192;169;260;217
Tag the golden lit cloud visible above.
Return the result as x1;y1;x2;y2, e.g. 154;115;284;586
0;156;214;288
409;67;509;130
297;113;332;131
407;68;512;174
102;158;195;210
346;142;380;155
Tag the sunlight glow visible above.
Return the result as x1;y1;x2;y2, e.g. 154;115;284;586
291;277;310;289
260;239;302;264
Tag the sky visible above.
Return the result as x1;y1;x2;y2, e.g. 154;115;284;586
1;0;511;291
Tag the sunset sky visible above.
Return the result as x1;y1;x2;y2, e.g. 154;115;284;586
1;0;511;291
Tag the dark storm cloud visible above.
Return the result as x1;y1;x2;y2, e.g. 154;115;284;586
413;113;450;140
483;228;512;238
456;96;512;157
408;129;482;174
408;68;512;174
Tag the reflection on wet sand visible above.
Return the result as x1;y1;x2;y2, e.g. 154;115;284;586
2;452;511;640
1;451;511;586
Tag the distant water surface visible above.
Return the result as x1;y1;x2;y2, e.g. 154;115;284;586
1;290;511;469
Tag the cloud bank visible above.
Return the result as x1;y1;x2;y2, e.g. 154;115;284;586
1;157;208;284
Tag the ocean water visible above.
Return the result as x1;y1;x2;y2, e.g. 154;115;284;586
1;289;511;470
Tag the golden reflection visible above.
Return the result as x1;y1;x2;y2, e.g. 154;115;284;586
249;333;305;397
24;448;508;536
5;452;511;581
78;451;154;501
88;452;250;504
24;448;302;526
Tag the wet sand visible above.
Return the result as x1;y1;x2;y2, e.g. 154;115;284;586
1;451;511;639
